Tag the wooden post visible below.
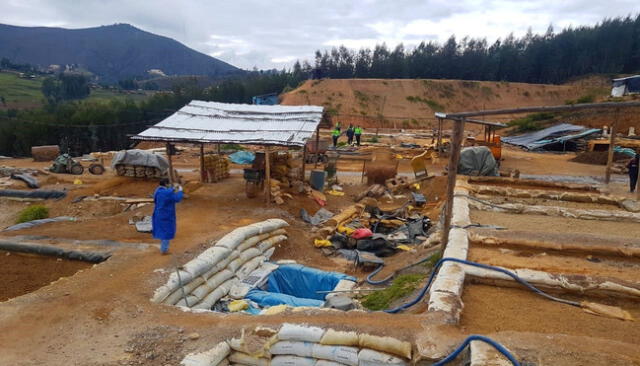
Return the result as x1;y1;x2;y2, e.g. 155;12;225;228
605;109;619;184
436;118;443;152
199;143;205;183
301;144;307;181
636;156;640;200
217;143;221;154
441;118;466;247
264;146;271;205
314;125;320;168
166;142;174;184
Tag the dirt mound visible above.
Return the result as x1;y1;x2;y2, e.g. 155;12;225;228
570;151;629;165
280;78;609;130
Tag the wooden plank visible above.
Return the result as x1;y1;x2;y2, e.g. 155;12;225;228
199;143;205;183
264;146;271;205
301;144;307;181
166;142;174;184
441;118;466;246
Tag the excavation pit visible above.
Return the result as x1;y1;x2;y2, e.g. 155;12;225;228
0;250;94;301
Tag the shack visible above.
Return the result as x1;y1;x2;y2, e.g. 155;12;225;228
131;100;327;203
611;75;640;97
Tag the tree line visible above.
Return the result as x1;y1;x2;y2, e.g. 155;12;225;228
307;15;640;84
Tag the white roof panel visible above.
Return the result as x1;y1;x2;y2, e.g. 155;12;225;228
132;100;324;146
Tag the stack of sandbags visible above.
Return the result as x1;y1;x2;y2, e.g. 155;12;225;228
355;184;386;202
190;323;413;366
31;145;60;162
204;154;230;183
151;219;289;310
270;179;293;205
314;204;365;239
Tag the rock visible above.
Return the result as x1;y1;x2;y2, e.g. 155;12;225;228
187;332;200;340
621;199;640;212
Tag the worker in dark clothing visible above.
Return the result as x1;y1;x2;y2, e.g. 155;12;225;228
628;149;639;193
152;178;183;254
346;125;355;145
332;128;341;147
354;126;363;146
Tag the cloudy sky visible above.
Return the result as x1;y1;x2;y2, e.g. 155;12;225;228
1;0;639;70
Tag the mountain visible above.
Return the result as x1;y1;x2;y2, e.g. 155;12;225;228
0;23;243;82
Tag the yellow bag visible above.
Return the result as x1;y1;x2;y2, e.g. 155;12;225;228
314;239;333;248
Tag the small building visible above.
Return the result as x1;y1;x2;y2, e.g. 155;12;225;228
611;75;640;97
252;93;279;105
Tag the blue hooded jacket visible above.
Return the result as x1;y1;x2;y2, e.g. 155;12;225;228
152;186;183;240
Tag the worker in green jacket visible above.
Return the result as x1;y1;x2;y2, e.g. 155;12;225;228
332;128;341;147
354;126;363;146
335;121;341;132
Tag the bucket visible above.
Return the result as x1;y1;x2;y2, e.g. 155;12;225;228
310;170;326;191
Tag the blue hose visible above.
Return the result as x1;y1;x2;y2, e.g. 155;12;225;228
384;257;580;314
433;335;520;366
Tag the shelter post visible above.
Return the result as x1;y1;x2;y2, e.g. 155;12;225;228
199;143;205;183
441;118;466;246
264;146;271;205
315;125;320;168
436;117;443;152
166;142;174;185
605;109;619;184
301;145;307;181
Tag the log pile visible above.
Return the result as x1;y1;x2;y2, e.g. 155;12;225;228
203;154;229;183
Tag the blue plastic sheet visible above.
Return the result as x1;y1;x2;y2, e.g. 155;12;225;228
229;151;255;164
267;264;355;301
245;289;324;307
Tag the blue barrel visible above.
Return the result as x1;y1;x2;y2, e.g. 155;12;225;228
309;170;326;191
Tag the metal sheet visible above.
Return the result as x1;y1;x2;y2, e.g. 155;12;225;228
132;100;324;146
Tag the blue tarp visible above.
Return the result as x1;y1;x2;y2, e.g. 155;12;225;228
245;289;324;307
615;146;638;157
525;128;601;151
267;264;356;301
229;151;255;164
503;123;590;150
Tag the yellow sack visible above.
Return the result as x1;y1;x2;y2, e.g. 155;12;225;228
327;190;344;196
228;299;249;312
314;239;333;248
396;245;413;251
73;179;83;185
337;225;355;235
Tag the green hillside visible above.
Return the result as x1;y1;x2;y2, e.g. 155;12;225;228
0;71;151;110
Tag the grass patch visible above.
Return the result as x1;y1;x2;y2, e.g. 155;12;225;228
361;274;426;311
221;144;244;151
406;96;444;111
566;95;595;104
507;112;555;133
367;136;379;143
16;205;49;224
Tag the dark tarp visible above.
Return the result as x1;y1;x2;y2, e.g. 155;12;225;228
458;146;499;176
502;123;585;149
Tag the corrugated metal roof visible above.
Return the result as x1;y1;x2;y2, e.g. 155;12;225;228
132;100;324;146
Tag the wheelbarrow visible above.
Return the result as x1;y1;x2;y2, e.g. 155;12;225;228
243;168;264;198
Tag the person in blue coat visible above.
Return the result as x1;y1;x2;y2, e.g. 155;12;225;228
152;178;183;254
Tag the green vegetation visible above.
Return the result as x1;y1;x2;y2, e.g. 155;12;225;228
406;96;444;111
566;95;596;105
0;72;44;107
508;112;555;133
221;144;244;151
361;274;426;311
367;136;379;143
16;205;49;224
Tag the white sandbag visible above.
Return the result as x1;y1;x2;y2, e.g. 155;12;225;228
228;352;269;366
237;256;265;281
164;276;206;305
228;283;252;300
217;219;287;250
312;344;359;366
270;341;314;358
257;235;288;253
237;229;287;252
263;247;275;261
320;329;360;347
227;248;262;273
271;355;316;366
192;279;237;310
185;247;232;277
175;295;199;308
358;335;411;360
325;280;357;301
192;270;234;300
181;341;230;366
357;349;408;366
278;324;326;343
216;360;229;366
316;361;346;366
153;269;195;303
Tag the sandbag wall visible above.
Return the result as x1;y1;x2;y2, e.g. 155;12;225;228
181;323;413;366
203;154;230;183
152;219;289;310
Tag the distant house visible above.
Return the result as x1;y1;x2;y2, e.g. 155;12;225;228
252;92;279;105
611;75;640;97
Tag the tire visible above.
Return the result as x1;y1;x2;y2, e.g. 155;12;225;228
70;164;84;175
88;164;105;175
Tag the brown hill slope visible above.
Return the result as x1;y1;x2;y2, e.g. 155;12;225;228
280;78;631;131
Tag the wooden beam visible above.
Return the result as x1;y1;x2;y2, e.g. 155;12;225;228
199;143;205;183
444;101;640;119
436;118;443;152
441;118;466;246
301;144;307;181
264;146;271;205
314;125;320;168
605;110;619;184
166;142;174;184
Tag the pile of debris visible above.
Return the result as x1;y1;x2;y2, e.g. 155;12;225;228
0;166;48;189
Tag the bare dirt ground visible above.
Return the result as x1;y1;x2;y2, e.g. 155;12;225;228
1;141;639;365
